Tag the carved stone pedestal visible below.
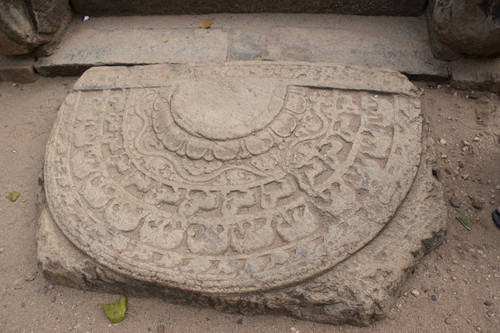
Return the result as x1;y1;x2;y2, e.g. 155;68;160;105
37;62;446;326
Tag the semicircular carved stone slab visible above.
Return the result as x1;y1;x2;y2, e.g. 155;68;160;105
44;62;423;294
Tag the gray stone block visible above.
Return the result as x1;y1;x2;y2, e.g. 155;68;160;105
34;15;450;79
35;25;229;76
0;55;36;83
262;26;449;77
451;57;500;92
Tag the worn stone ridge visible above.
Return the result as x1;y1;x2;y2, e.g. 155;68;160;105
38;62;445;325
73;62;421;97
70;0;426;16
34;14;449;78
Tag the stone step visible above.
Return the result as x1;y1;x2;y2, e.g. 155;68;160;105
34;14;449;78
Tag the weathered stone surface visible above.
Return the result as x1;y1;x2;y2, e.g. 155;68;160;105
427;0;500;57
34;14;449;78
35;25;229;76
451;57;500;92
70;0;426;16
29;0;71;35
38;62;445;325
261;26;449;77
230;31;266;61
0;55;36;83
0;0;71;55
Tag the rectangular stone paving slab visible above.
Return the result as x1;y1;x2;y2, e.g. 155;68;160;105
34;14;449;78
37;62;446;326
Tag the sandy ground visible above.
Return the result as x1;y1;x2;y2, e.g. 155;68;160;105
0;76;499;333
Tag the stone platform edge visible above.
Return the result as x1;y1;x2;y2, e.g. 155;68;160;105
36;112;447;326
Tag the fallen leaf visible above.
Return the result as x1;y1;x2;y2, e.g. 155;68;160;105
100;295;127;323
163;40;168;43
8;192;20;202
456;212;471;231
200;19;213;29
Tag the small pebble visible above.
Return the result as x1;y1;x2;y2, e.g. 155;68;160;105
431;295;437;302
0;247;4;253
451;276;457;281
449;197;461;208
471;201;483;209
24;273;36;282
473;137;480;142
463;140;471;146
458;162;465;168
236;319;243;325
445;317;453;325
484;301;493;306
50;295;56;302
469;91;481;99
411;289;420;297
440;138;447;145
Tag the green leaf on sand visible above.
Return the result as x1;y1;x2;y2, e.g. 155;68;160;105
100;295;127;323
456;212;471;230
8;192;20;202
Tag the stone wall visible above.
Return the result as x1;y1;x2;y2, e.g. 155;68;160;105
70;0;427;16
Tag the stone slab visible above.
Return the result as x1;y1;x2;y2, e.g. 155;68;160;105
38;62;446;325
0;55;36;83
34;14;450;78
451;58;500;93
262;26;449;77
35;23;229;76
70;0;426;16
